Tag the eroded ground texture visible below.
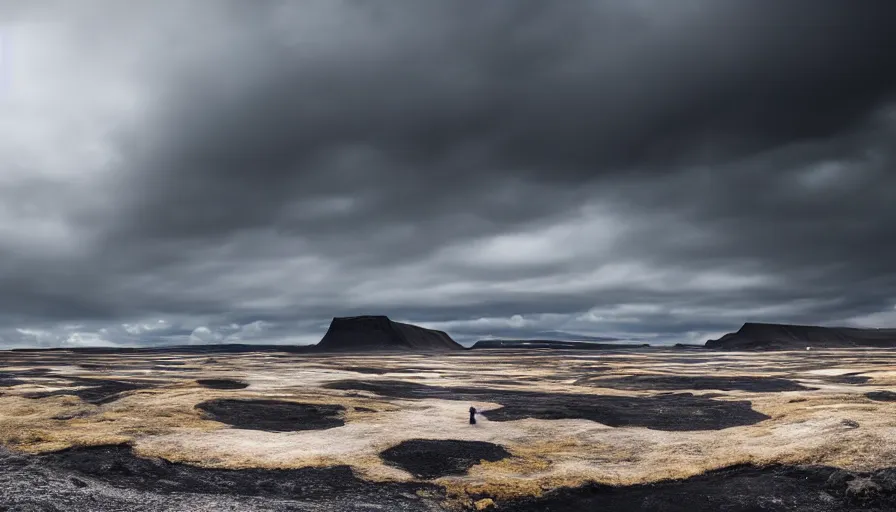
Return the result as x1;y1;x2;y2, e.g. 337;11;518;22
3;348;896;510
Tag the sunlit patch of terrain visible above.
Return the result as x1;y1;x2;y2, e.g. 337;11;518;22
2;348;896;508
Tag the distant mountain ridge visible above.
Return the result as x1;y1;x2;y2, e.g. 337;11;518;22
316;315;462;352
23;320;896;354
471;339;649;350
9;316;463;354
530;331;620;342
706;322;896;350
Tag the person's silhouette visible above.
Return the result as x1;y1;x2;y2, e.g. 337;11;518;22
469;406;477;424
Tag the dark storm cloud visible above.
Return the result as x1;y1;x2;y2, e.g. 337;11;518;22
116;1;896;239
0;0;895;347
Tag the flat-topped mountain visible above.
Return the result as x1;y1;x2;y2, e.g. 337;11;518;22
706;322;896;350
316;316;463;352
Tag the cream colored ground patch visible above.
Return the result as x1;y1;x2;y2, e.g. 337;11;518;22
804;368;868;376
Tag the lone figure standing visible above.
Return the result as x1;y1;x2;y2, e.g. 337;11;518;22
469;406;477;425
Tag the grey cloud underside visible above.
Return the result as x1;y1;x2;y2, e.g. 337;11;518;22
1;0;895;347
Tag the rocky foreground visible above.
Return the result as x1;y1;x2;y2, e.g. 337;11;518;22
3;445;896;511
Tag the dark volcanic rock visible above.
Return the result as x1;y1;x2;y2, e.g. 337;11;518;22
576;375;813;392
504;464;896;511
323;380;770;431
827;469;858;492
873;468;896;493
485;379;528;386
24;377;147;405
5;445;896;511
9;368;54;377
0;445;441;511
339;366;429;375
0;372;27;387
316;316;462;352
841;419;860;429
706;323;896;350
846;477;882;503
866;390;896;402
195;399;345;432
380;439;511;479
0;368;55;386
195;379;249;390
827;373;872;385
42;444;363;496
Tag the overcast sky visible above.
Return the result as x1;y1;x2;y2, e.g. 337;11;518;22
0;1;894;348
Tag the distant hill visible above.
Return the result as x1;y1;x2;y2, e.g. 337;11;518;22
471;339;649;350
316;316;463;352
533;331;620;342
705;323;896;350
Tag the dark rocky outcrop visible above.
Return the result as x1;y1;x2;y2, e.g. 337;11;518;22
575;375;814;392
866;390;896;402
503;464;896;511
0;372;27;387
196;379;249;390
380;439;511;479
316;316;462;352
5;444;896;511
195;399;345;432
706;323;896;350
827;373;873;385
0;444;442;511
24;377;149;405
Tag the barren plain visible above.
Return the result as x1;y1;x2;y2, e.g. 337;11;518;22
3;347;896;510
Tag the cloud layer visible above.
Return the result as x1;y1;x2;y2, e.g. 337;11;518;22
1;1;895;347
